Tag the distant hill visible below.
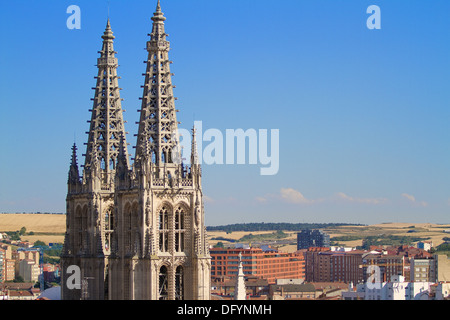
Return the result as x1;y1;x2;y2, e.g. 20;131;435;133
206;222;364;233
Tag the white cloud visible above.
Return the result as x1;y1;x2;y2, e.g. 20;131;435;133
255;188;317;205
279;188;315;204
255;196;268;203
401;193;416;202
255;189;388;206
401;193;427;207
203;195;215;203
335;192;388;205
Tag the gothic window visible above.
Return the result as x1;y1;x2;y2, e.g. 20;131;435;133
174;207;185;252
75;206;83;250
124;203;132;253
159;266;168;300
159;206;169;252
104;208;114;251
175;266;184;300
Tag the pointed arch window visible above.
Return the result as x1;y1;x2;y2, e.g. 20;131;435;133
159;206;169;252
104;207;114;252
175;266;184;300
174;206;185;252
159;266;168;300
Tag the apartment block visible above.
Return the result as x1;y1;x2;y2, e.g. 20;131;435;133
304;248;364;284
210;247;305;284
435;254;450;282
361;253;406;282
297;229;330;250
18;259;39;282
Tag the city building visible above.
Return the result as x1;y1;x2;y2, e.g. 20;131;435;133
61;1;210;300
411;257;436;282
304;248;365;284
297;229;330;250
210;247;305;284
4;259;15;282
417;241;432;251
343;275;433;300
12;249;40;280
18;259;39;282
435;254;450;282
0;248;5;282
270;281;348;300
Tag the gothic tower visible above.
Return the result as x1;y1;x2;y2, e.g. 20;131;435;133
61;19;130;300
62;1;211;300
108;1;211;300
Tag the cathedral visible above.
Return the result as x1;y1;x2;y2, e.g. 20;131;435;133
60;1;211;300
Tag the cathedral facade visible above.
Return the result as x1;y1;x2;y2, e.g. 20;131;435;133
60;1;211;300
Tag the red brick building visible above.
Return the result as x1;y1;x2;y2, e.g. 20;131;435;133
210;247;305;284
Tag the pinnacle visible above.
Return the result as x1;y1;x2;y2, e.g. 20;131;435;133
102;18;115;40
156;0;161;12
152;0;166;22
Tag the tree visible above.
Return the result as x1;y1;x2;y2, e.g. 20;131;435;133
19;226;27;236
34;240;46;247
214;242;224;248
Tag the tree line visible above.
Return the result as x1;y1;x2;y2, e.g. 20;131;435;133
207;222;363;233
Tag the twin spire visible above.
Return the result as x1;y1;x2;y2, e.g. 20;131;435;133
70;0;199;189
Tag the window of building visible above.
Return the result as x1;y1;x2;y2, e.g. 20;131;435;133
159;266;168;300
159;206;169;252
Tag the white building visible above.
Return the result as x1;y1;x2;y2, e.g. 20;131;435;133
343;276;433;300
417;241;432;251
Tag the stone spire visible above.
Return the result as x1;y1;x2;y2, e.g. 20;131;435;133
83;19;129;189
68;143;81;194
191;126;199;166
234;252;247;300
134;0;181;167
68;143;80;183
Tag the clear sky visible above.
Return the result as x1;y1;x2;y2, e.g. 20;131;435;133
0;0;449;226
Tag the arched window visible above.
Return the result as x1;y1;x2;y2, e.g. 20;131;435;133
75;206;83;250
175;266;184;300
174;206;185;252
159;266;168;300
124;203;132;253
104;207;114;251
159;206;169;252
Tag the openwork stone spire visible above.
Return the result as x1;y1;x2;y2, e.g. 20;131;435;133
84;19;129;189
234;252;247;300
134;1;181;166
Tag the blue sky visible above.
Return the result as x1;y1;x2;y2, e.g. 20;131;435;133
0;0;449;226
